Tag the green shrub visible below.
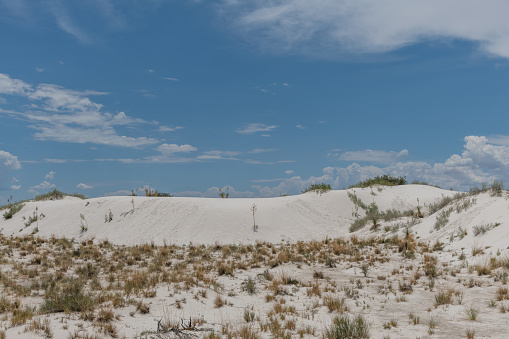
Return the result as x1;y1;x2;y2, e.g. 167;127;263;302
2;203;24;220
325;314;370;339
302;183;332;194
35;189;86;201
490;180;504;197
349;175;407;189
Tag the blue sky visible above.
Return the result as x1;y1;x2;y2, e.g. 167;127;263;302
2;0;509;201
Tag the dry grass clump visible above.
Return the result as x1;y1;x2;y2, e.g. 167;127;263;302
434;287;455;307
325;314;370;339
25;318;53;338
323;294;349;313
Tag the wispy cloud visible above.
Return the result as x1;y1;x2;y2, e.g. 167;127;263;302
136;89;157;99
0;73;160;148
45;171;55;180
76;183;93;189
157;126;184;132
221;0;509;59
49;1;91;44
163;77;180;81
339;149;409;163
236;123;278;135
249;148;276;154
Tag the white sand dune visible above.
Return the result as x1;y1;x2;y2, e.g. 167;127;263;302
0;185;479;246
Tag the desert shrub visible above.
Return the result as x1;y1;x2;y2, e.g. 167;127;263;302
347;191;368;210
40;278;96;313
302;183;331;194
349;175;407;189
2;203;24;220
473;223;500;236
35;189;86;201
242;277;256;295
325;314;370;339
323;295;349;313
156;192;173;197
434;207;453;230
490;180;504;197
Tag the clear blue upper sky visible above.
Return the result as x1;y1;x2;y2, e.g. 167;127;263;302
2;0;509;201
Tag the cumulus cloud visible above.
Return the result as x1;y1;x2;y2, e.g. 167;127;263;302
76;183;93;189
31;181;56;190
175;135;509;197
45;171;55;180
236;123;278;135
0;150;21;190
0;73;159;148
221;0;509;59
339;149;408;163
10;185;20;190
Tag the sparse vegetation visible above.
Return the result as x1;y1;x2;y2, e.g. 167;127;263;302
35;189;86;201
349;175;407;188
301;183;331;194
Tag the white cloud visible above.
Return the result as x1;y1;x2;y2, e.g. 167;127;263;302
163;77;179;81
137;89;156;99
296;125;305;129
157;144;197;154
0;150;21;190
0;73;31;95
44;159;68;164
31;181;56;190
0;150;21;170
35;68;45;72
249;148;276;154
76;183;93;189
10;185;20;190
173;135;509;197
0;73;160;148
45;171;55;180
221;0;509;59
197;150;241;161
237;123;278;134
49;2;91;44
339;149;408;163
157;126;184;132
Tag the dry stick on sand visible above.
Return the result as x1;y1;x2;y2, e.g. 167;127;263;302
251;203;258;232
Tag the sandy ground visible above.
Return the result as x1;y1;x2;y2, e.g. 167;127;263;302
0;185;508;339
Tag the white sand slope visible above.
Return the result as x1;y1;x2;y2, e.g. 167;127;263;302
0;185;477;246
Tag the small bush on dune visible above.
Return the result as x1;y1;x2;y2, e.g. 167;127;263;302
302;183;331;194
2;203;24;220
35;189;86;201
349;175;407;189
